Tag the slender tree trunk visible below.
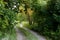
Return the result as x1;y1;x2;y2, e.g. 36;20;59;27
25;3;32;25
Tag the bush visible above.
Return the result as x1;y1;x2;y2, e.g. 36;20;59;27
30;0;60;40
0;0;16;37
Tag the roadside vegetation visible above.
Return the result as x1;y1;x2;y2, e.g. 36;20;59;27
0;0;60;40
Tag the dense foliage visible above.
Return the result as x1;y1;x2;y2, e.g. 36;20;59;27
0;0;16;37
31;0;60;40
0;0;60;40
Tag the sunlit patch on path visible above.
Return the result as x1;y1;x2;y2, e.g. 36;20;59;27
15;22;46;40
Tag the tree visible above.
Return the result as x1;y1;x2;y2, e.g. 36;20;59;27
31;0;60;40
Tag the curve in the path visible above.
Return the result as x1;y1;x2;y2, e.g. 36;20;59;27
23;27;46;40
16;27;46;40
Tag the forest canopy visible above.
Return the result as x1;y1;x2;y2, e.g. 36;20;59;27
0;0;60;40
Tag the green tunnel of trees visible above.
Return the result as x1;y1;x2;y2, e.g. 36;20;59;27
0;0;60;40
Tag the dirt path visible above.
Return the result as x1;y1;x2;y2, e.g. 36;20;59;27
16;28;26;40
16;27;46;40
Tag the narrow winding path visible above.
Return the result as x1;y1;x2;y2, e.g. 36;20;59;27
16;26;46;40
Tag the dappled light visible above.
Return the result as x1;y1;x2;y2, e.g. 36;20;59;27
20;23;23;28
0;0;60;40
38;0;48;6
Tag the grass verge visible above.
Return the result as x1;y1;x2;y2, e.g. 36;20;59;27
18;27;38;40
0;29;17;40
